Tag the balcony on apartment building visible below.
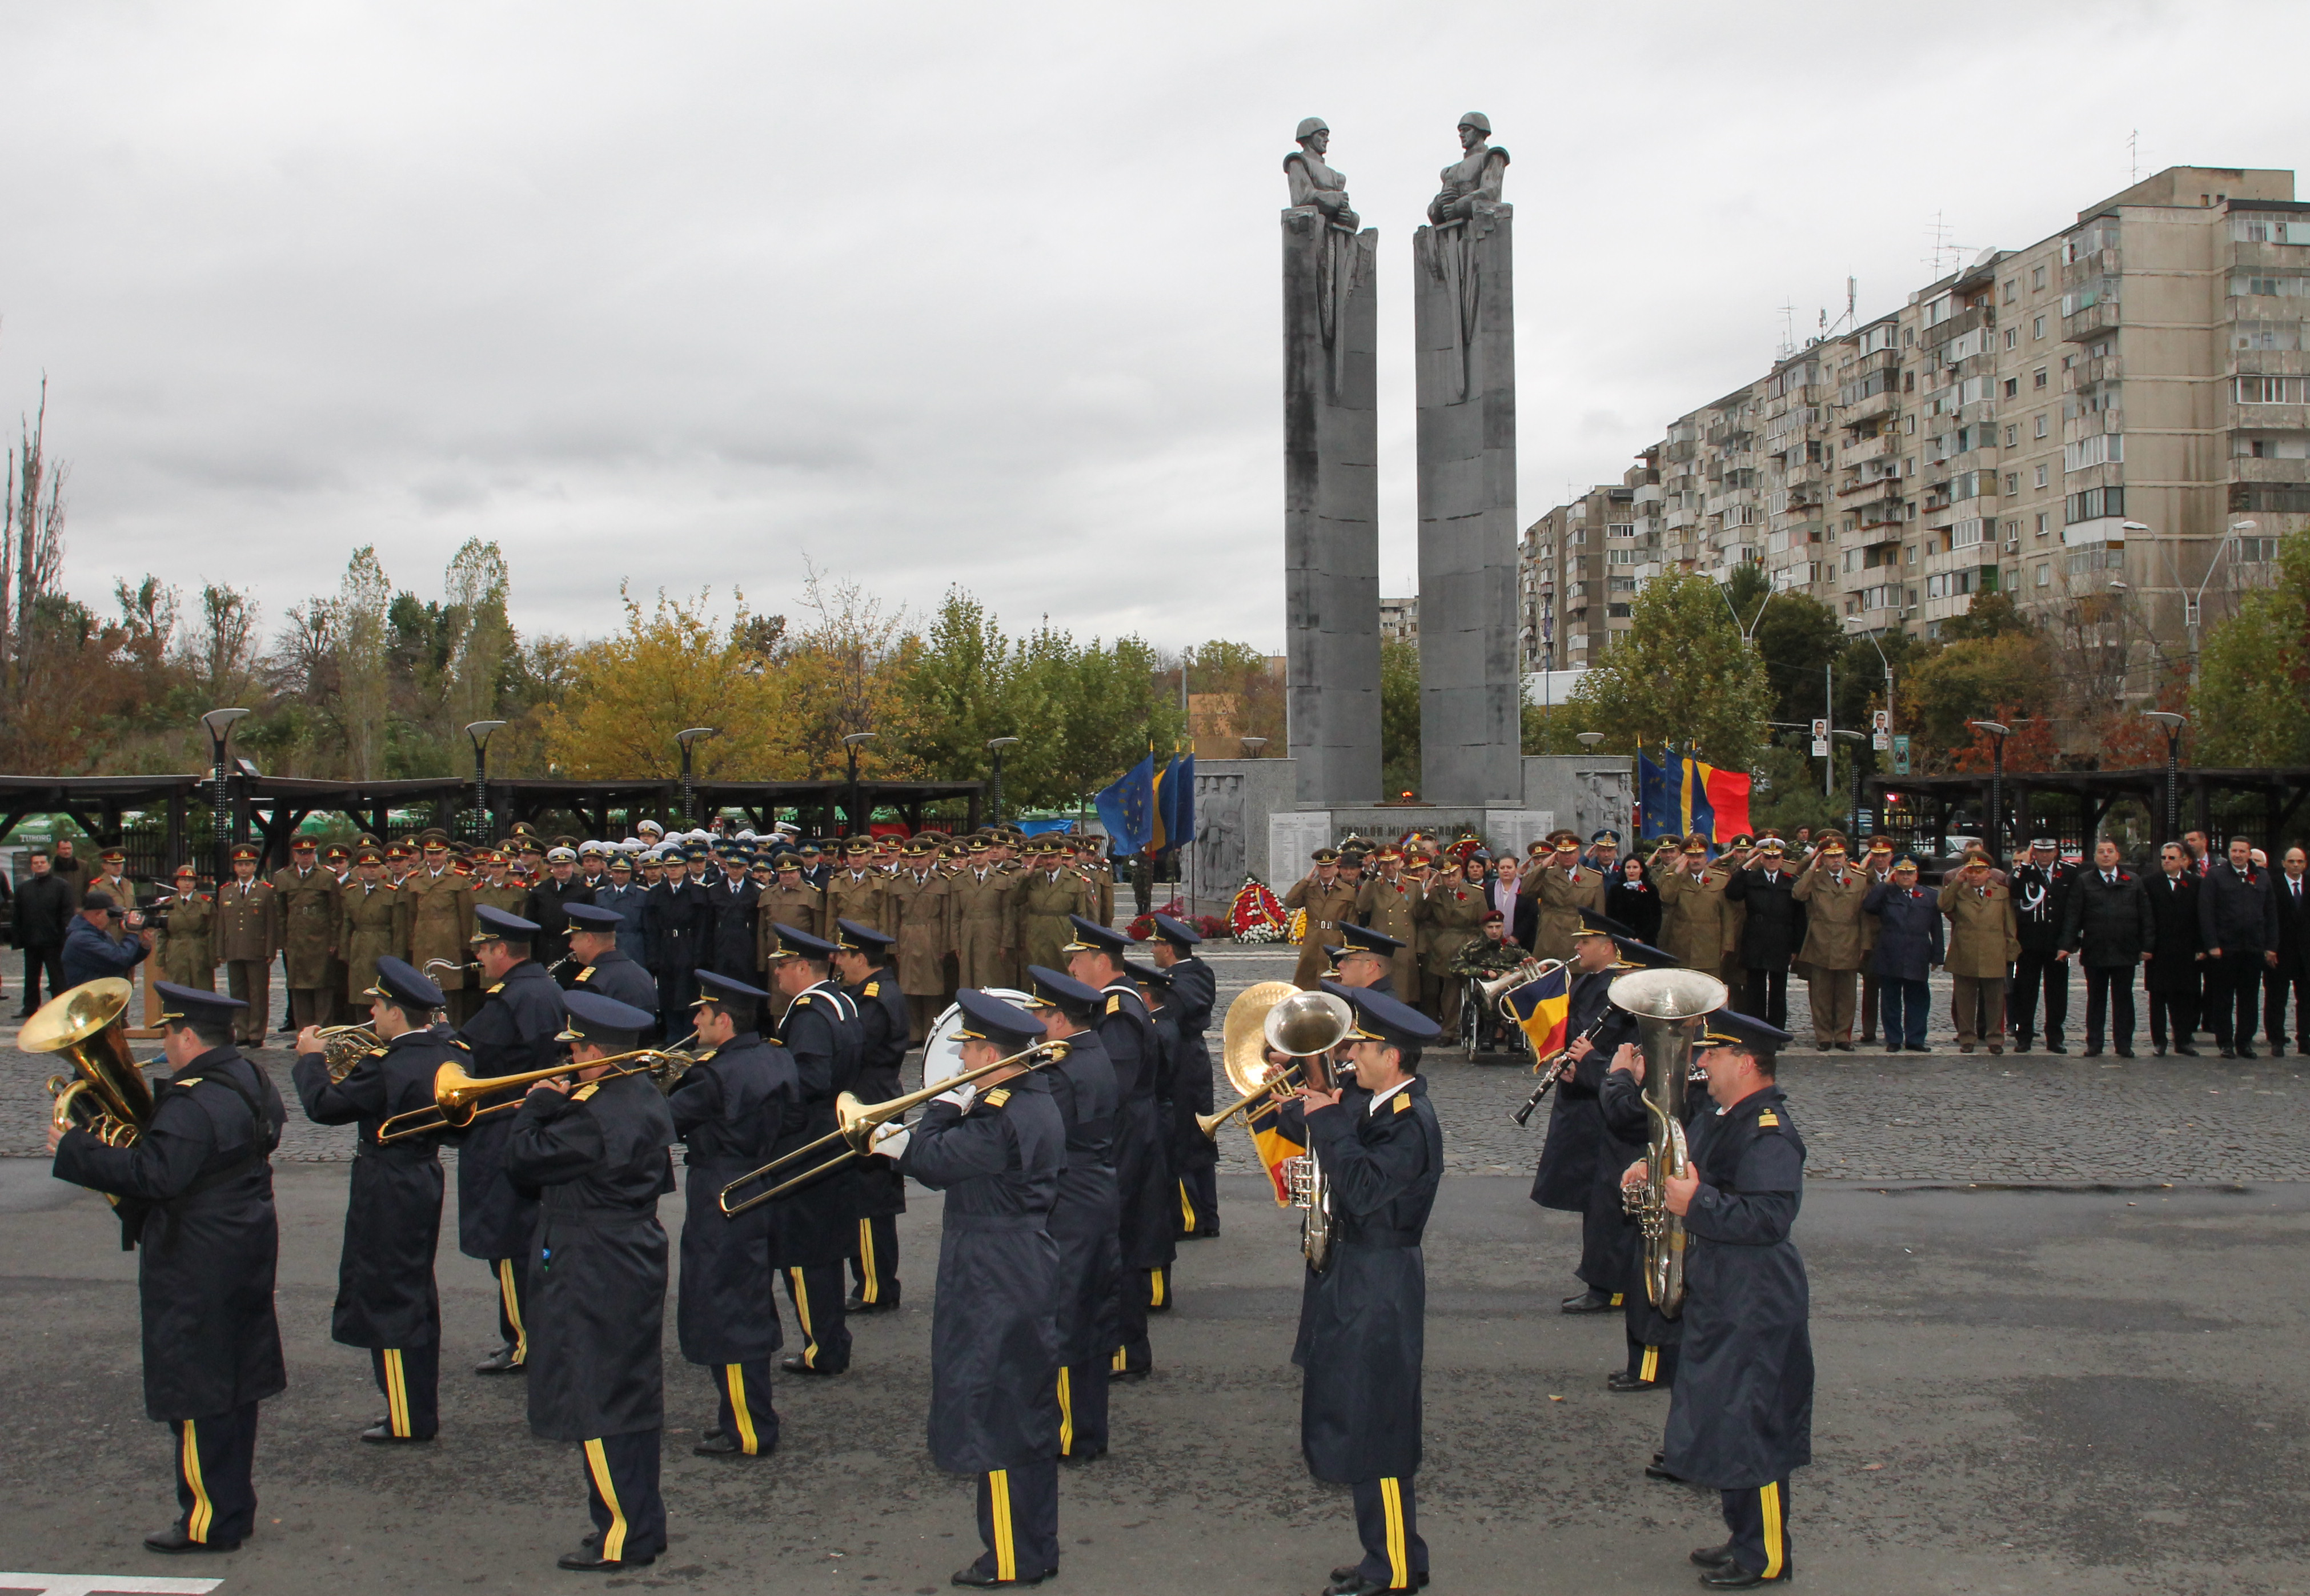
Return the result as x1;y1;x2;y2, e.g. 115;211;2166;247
2064;296;2121;342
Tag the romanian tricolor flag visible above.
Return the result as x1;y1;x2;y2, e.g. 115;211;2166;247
1244;1096;1306;1206
1504;963;1573;1056
1639;747;1754;845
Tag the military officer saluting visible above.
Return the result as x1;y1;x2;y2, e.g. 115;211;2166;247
1275;988;1444;1596
669;971;797;1458
49;983;288;1554
1148;913;1221;1241
291;956;463;1442
506;989;677;1572
765;924;864;1375
1638;1008;1811;1589
456;904;571;1375
156;863;218;989
831;918;910;1312
561;901;661;1032
402;830;478;1024
881;990;1068;1588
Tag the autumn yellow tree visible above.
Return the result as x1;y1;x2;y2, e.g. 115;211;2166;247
539;587;797;778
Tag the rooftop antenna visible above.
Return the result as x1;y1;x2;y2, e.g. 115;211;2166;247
1776;302;1796;358
2128;129;2141;183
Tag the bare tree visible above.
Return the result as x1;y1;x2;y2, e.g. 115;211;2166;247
2;379;69;713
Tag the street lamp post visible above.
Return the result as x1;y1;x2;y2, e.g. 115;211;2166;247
199;708;251;883
842;732;879;839
1239;737;1268;758
986;736;1021;825
464;720;506;844
1970;721;2011;862
2143;711;2187;845
675;727;718;828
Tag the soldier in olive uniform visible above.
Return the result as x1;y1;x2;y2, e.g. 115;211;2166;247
1017;843;1096;981
947;838;1020;990
1940;848;2022;1053
1285;849;1361;991
215;844;278;1046
273;836;344;1032
1791;833;1871;1051
1355;848;1423;1002
755;853;823;1010
1659;837;1740;982
402;831;478;1023
887;840;951;1043
821;839;892;940
339;848;410;1007
1414;855;1488;1033
157;863;218;990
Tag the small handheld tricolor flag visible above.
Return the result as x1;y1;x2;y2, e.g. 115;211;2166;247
1244;1095;1306;1206
1504;964;1572;1056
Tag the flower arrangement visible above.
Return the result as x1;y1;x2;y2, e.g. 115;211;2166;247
1227;876;1291;943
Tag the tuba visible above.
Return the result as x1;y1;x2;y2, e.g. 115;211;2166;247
22;979;156;1148
1220;984;1356;1273
1610;967;1727;1318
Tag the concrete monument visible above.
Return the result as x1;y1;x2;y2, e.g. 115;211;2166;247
1282;117;1382;807
1413;112;1521;807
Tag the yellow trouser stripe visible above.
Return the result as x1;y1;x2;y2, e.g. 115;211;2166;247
789;1268;817;1364
1760;1481;1784;1578
1056;1367;1074;1453
585;1438;628;1561
181;1419;213;1542
498;1259;527;1362
725;1364;760;1455
1110;1344;1126;1373
384;1348;410;1437
1638;1345;1659;1384
1178;1179;1195;1232
1381;1477;1407;1589
1609;1292;1623;1308
1149;1268;1165;1308
989;1469;1015;1582
857;1220;879;1304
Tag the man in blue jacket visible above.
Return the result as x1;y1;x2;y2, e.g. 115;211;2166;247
61;889;155;989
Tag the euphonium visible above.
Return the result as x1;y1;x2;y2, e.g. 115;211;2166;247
375;1046;692;1143
1246;987;1355;1273
716;1037;1071;1216
22;978;155;1148
1609;967;1728;1320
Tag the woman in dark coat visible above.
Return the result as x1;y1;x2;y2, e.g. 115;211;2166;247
1863;861;1943;1051
1606;855;1662;945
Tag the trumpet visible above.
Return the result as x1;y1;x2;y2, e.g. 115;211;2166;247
1197;981;1355;1139
314;1023;383;1082
375;1045;693;1143
717;1038;1070;1217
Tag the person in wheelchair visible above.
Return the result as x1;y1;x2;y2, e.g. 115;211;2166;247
1449;912;1531;1057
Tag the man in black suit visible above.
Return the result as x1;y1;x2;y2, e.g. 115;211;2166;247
2265;844;2310;1057
2200;835;2280;1058
2059;837;2151;1058
1723;839;1801;1030
2143;843;2205;1057
2008;838;2076;1054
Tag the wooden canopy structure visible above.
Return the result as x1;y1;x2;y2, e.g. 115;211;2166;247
1863;765;2310;861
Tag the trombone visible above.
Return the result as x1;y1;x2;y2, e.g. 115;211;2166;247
375;1045;693;1142
716;1038;1070;1217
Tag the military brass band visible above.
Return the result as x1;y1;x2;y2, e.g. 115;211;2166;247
34;817;1813;1591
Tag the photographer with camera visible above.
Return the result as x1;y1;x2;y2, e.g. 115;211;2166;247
61;888;156;989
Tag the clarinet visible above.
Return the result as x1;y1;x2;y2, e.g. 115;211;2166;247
1511;1007;1617;1126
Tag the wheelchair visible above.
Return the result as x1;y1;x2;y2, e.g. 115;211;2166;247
1457;973;1529;1064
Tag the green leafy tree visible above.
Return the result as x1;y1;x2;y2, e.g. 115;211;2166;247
1380;637;1421;798
1750;589;1846;729
1569;574;1769;771
1898;630;2058;770
2193;524;2310;764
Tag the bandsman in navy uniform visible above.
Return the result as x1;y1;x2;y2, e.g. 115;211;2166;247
1635;1008;1812;1589
669;970;796;1458
1325;922;1406;1000
831;917;910;1313
291;956;462;1442
48;982;288;1554
1062;914;1172;1380
1148;913;1220;1241
506;989;676;1572
560;901;661;1034
456;904;571;1375
1124;955;1182;1313
765;924;864;1375
1274;987;1444;1596
1533;912;1643;1315
881;989;1066;1588
1018;967;1121;1463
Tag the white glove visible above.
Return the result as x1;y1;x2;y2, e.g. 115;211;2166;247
869;1121;911;1160
936;1081;977;1110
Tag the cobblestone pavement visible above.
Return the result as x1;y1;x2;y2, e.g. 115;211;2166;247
9;948;2308;1182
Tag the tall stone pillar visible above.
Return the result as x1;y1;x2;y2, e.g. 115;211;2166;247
1282;119;1381;808
1413;115;1521;807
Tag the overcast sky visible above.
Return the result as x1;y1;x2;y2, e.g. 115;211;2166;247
1;1;2301;657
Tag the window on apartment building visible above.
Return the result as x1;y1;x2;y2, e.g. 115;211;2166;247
2004;425;2018;447
2003;520;2020;543
2032;264;2048;291
2003;279;2016;304
2004;328;2018;350
2035;463;2050;488
2033;315;2046;340
1904;415;1916;435
2236;376;2310;404
2002;381;2017;402
2066;486;2126;523
2233;275;2310;298
2240;436;2310;460
2234;320;2304;351
2035;562;2051;587
2036;512;2050;536
2005;472;2019;495
1906;543;1918;566
2232;216;2310;244
1904;328;1915;346
2034;368;2048;390
2035;414;2050;439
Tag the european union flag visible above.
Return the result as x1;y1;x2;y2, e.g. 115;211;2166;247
1153;753;1196;855
1096;753;1158;855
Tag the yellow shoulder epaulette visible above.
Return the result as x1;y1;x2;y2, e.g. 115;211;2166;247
1394;1093;1413;1114
451;1040;470;1050
693;1048;720;1064
177;1077;204;1087
1106;994;1123;1015
366;1046;388;1058
576;967;596;981
1758;1111;1780;1127
864;980;880;997
487;981;506;994
572;1082;601;1102
982;1087;1012;1108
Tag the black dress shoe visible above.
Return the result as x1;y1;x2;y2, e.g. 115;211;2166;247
146;1525;242;1553
2044;1042;2067;1054
693;1431;772;1457
475;1344;524;1375
845;1294;902;1314
1645;1459;1687;1482
1607;1371;1662;1392
1834;1041;1854;1052
360;1421;432;1443
1324;1575;1398;1596
2152;1044;2167;1056
2174;1044;2200;1057
1907;1042;1932;1052
951;1563;1051;1587
1699;1561;1790;1587
781;1355;843;1377
1690;1542;1738;1569
2082;1046;2104;1057
2239;1044;2259;1059
2116;1047;2136;1058
2220;1045;2237;1058
1561;1289;1615;1314
2013;1040;2032;1053
1113;1365;1150;1383
559;1549;657;1571
1057;1444;1107;1465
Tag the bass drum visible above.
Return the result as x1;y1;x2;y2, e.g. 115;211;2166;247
920;987;1038;1107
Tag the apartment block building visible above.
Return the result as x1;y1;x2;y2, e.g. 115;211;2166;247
1519;166;2304;680
1379;595;1419;646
